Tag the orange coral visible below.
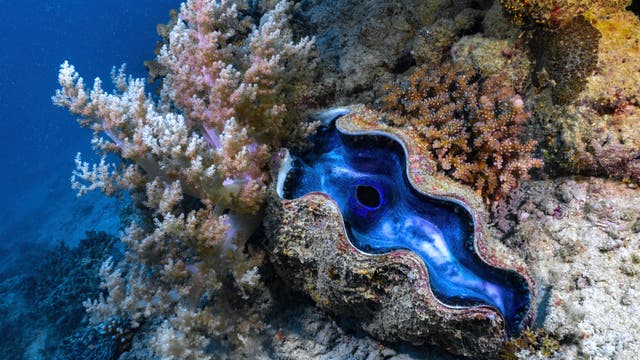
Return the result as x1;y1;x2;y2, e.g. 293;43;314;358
381;62;543;201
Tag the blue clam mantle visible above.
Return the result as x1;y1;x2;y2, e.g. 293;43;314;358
282;117;531;335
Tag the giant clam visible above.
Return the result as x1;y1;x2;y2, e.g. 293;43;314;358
264;105;536;358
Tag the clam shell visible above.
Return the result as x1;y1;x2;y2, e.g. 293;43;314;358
264;105;536;358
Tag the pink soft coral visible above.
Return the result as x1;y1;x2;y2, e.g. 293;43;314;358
53;0;316;356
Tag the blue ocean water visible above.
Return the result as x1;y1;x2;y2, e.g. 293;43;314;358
0;0;178;356
0;0;179;262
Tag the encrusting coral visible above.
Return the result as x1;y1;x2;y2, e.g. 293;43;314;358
53;0;316;357
378;61;543;202
500;0;631;27
529;16;601;105
503;1;640;185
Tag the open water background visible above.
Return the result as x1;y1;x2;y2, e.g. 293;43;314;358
0;0;180;274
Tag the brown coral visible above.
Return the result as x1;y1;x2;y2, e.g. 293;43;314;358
530;10;640;184
499;327;560;359
529;16;601;104
380;61;543;202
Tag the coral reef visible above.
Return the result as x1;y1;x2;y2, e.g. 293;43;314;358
283;111;531;332
265;107;536;358
494;0;640;185
46;0;640;358
291;0;496;104
529;16;600;104
0;231;119;359
0;232;435;360
378;61;543;202
567;10;640;183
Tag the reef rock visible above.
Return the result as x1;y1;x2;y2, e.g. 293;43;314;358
505;177;640;359
512;8;640;184
292;0;495;104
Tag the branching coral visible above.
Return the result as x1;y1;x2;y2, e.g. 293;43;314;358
380;61;543;202
53;0;316;356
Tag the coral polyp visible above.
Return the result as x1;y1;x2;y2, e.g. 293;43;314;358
266;107;536;358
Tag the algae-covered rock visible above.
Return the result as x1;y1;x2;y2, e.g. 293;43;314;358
293;0;495;104
528;10;640;183
452;34;531;92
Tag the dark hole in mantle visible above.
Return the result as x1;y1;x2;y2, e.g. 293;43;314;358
356;185;381;208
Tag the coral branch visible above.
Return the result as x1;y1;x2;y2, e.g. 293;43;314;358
380;61;543;202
